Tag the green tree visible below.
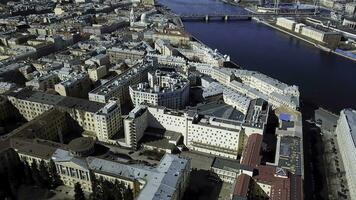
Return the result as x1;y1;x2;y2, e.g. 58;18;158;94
31;161;43;186
90;171;103;200
113;180;123;200
48;159;62;188
23;161;34;185
123;187;134;200
74;182;86;200
39;160;51;188
102;180;114;200
0;172;13;199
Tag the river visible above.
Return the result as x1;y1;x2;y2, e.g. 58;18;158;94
159;0;356;113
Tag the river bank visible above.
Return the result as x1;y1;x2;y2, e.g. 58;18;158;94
254;18;356;61
158;0;356;113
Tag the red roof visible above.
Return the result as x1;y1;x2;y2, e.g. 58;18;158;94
233;174;251;198
254;165;291;200
240;133;263;167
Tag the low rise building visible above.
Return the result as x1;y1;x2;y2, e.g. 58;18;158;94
49;142;191;200
276;17;297;31
211;157;253;184
300;26;341;48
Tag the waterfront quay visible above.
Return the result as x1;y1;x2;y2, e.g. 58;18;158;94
255;18;356;61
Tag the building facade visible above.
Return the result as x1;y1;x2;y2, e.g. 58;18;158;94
129;69;189;109
336;109;356;200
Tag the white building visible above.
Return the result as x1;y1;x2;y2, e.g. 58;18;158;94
94;99;122;142
203;67;300;110
7;89;122;142
336;109;356;200
0;82;16;94
124;105;266;159
276;17;297;31
129;69;189;109
51;146;190;200
89;60;156;104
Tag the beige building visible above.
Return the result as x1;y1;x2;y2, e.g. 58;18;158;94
12;138;67;166
87;65;107;82
51;144;190;200
7;88;122;142
54;73;91;98
25;73;60;91
7;108;69;142
300;26;341;49
276;17;297;31
152;28;191;46
107;47;146;63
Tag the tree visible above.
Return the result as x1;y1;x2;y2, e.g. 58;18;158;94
31;161;43;186
39;160;51;188
123;187;134;200
74;182;86;200
102;180;114;200
90;171;103;200
0;172;13;199
113;180;123;200
23;161;34;185
48;159;62;188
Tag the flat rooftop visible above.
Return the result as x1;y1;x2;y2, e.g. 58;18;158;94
8;88;105;113
193;101;245;122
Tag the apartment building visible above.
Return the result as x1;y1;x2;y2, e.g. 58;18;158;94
335;109;356;200
206;67;300;110
7;88;122;142
89;60;156;104
25;73;60;91
129;69;189;109
124;105;266;159
54;73;91;98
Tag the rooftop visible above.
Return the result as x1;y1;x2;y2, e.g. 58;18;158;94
240;134;263;167
211;157;253;173
87;153;189;200
8;88;105;113
232;174;251;199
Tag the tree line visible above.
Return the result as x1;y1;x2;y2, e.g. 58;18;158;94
89;171;134;200
0;159;62;200
0;157;135;200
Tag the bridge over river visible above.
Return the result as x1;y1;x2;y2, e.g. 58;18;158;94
179;12;318;22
